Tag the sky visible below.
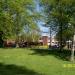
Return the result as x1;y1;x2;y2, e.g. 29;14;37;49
35;0;49;36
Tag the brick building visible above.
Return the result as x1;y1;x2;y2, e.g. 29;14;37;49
39;36;48;45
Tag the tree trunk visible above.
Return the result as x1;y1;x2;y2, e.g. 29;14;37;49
0;31;4;48
58;4;64;51
49;27;52;48
70;35;75;62
71;45;74;62
59;20;63;51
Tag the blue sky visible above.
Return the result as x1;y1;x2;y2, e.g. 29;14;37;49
38;21;49;36
35;0;49;36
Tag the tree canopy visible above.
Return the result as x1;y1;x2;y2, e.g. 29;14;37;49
0;0;40;40
40;0;75;49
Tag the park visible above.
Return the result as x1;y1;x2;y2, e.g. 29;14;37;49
0;0;75;75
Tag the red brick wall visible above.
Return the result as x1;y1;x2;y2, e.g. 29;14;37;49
42;36;48;45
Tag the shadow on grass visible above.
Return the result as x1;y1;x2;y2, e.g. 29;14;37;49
30;48;73;61
0;63;42;75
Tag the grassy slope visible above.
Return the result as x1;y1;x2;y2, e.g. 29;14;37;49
0;48;75;75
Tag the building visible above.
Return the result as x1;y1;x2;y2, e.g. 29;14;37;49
39;36;58;46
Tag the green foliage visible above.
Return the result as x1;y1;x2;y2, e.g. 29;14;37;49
20;25;41;42
0;0;40;40
40;0;75;48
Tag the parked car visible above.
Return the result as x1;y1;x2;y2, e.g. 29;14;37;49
51;44;59;49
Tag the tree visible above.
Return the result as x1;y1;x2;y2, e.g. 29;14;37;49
43;17;58;47
40;0;75;61
20;23;41;42
0;0;38;41
40;0;75;50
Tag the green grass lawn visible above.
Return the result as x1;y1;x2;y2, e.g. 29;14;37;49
0;48;75;75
